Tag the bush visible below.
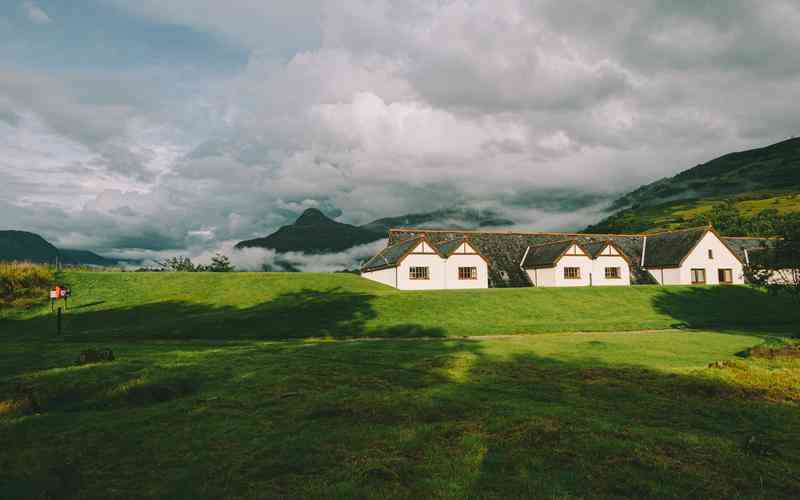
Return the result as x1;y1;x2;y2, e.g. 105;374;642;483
0;262;55;305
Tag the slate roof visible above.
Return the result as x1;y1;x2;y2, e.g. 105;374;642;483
374;226;777;287
641;227;709;268
387;229;652;287
436;238;467;257
722;236;775;264
361;237;424;272
521;240;577;269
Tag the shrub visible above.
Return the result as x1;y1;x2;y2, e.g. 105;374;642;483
0;262;55;305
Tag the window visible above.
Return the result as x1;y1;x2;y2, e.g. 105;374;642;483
718;268;733;284
458;267;477;280
708;249;714;259
691;268;706;284
605;267;621;279
564;267;581;280
409;267;429;280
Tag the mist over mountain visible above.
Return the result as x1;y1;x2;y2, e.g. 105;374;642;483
0;230;121;266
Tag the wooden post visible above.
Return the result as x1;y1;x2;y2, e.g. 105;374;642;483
57;307;62;336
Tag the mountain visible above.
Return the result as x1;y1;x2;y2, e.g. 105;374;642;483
360;207;514;235
235;207;518;254
0;230;121;266
0;230;60;263
585;138;800;235
235;208;383;253
58;249;120;267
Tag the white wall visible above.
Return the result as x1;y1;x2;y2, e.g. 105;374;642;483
647;231;745;285
445;253;489;289
591;257;631;286
554;255;593;287
525;267;556;287
361;267;397;288
648;267;682;285
397;253;447;290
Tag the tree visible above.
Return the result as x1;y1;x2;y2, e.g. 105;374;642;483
208;253;235;272
745;216;800;301
156;256;197;272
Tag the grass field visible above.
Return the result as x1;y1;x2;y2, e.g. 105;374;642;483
2;271;800;340
2;272;799;498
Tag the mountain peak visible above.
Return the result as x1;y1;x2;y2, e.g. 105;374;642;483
294;208;335;226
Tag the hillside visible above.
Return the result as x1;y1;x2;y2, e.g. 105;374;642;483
360;207;514;234
0;230;121;266
0;230;60;264
586;138;800;234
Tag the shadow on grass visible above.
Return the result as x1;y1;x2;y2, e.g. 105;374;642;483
651;285;800;334
0;287;446;342
2;338;799;499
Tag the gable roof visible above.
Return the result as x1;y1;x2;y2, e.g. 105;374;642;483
386;228;654;286
361;237;424;272
642;227;710;268
522;240;586;269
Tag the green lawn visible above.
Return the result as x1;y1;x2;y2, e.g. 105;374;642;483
1;273;799;498
2;271;799;340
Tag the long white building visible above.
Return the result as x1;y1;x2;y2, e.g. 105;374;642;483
362;226;772;290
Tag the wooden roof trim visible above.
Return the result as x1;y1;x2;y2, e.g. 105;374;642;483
600;240;633;265
431;236;492;265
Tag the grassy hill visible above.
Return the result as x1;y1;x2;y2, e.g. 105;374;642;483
3;272;800;339
587;138;800;234
2;273;799;498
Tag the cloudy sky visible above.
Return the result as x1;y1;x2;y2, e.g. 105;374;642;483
2;1;800;262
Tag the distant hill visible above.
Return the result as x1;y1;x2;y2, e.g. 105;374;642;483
0;230;120;266
235;207;516;254
360;207;514;235
585;138;800;234
0;230;60;264
58;249;120;267
235;209;383;254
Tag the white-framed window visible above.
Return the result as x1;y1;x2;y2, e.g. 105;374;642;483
564;267;581;280
691;268;706;284
409;266;429;280
458;267;477;280
605;267;621;279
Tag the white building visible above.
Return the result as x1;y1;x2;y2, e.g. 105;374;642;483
521;240;631;287
362;226;767;290
360;236;489;290
642;228;745;285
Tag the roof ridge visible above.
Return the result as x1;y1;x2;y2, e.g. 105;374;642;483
389;228;646;237
525;238;576;250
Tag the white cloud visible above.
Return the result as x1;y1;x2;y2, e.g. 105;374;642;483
22;1;52;24
3;0;800;260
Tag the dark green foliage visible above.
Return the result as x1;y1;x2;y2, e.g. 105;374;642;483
156;256;198;272
745;217;800;300
208;253;235;272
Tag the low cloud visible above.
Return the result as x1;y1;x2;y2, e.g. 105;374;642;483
22;1;51;24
